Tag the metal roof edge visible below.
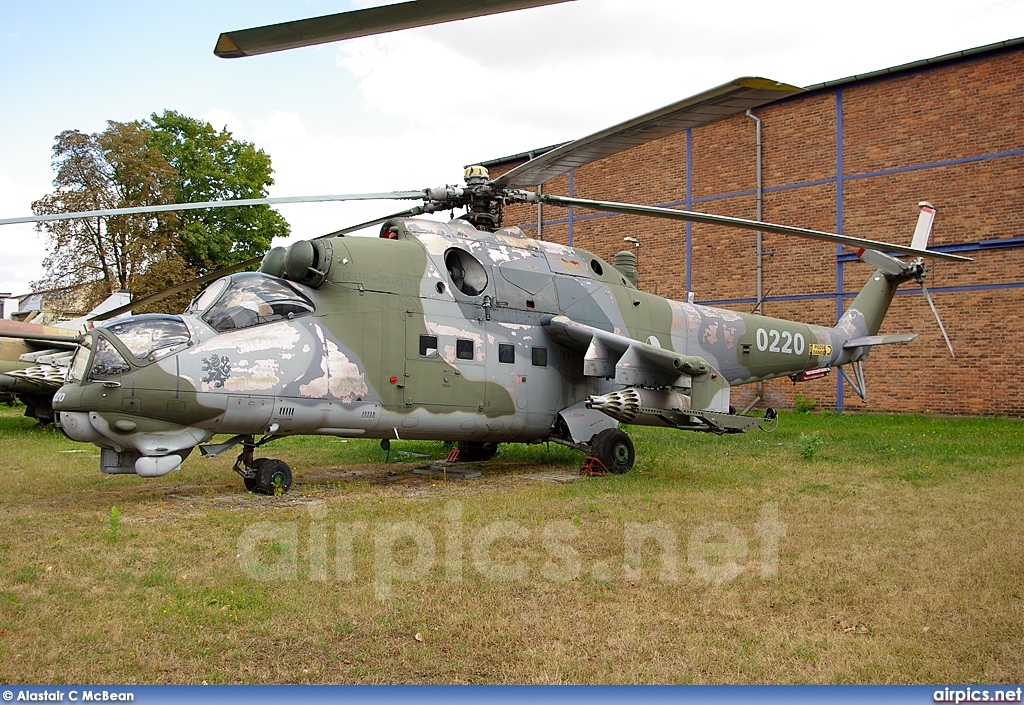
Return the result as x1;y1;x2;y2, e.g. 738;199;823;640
800;35;1024;92
470;142;570;169
475;36;1024;168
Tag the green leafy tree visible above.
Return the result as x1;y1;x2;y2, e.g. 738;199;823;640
31;122;187;311
31;112;289;313
147;110;289;275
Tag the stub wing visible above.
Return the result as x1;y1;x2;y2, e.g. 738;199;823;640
541;315;705;385
541;315;730;413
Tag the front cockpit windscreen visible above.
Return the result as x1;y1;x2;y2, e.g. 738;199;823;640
189;273;315;333
88;337;131;381
102;315;191;361
77;315;192;382
68;338;92;383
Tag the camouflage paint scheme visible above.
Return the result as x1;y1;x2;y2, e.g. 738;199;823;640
0;319;82;422
0;291;134;422
0;319;79;388
52;217;910;479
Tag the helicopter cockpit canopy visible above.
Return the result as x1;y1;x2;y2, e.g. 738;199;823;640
67;314;193;383
186;272;315;333
103;315;192;361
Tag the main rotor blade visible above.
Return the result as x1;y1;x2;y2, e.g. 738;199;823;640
539;194;973;262
90;258;261;322
0;329;83;347
314;206;424;240
0;192;426;226
215;0;572;58
493;78;804;189
89;207;426;321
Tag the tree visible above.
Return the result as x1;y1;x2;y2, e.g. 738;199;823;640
31;122;187;311
147;110;289;274
31;112;289;313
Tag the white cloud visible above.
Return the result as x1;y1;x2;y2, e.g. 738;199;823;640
3;0;1023;298
326;0;1024;157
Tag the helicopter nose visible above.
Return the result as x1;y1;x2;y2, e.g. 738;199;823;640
52;383;101;443
52;382;84;413
58;411;104;444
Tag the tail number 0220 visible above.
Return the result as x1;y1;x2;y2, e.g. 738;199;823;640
755;328;805;355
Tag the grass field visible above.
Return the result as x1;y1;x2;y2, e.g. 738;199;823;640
0;405;1021;684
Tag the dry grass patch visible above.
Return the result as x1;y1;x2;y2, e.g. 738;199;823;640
0;407;1021;683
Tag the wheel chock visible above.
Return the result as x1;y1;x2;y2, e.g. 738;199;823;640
579;456;608;476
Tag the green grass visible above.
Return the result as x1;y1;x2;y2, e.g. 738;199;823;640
0;406;1021;683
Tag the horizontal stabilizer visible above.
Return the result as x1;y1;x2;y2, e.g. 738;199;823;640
844;333;918;348
857;248;911;277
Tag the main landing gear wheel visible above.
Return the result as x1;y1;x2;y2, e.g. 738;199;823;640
590;428;635;474
246;458;293;495
457;441;499;462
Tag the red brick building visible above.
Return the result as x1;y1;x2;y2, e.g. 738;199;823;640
484;38;1024;416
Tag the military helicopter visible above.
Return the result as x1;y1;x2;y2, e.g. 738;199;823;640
0;290;131;422
0;1;970;494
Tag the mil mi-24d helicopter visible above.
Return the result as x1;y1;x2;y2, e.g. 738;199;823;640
0;0;970;494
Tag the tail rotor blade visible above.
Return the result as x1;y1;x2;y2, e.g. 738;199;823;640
911;201;937;251
857;248;909;277
920;282;955;358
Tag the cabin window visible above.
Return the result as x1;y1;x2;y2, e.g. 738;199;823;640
532;347;548;367
419;335;438;356
498;344;515;364
456;339;474;360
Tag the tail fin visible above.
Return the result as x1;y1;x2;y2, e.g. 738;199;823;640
56;290;132;332
835;203;935;339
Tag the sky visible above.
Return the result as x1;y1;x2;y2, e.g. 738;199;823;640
1;0;1022;310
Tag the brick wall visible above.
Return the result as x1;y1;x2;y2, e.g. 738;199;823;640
490;46;1024;416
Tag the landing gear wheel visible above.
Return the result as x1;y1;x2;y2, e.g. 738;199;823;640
590;428;635;474
243;458;267;493
255;458;292;495
457;441;498;462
